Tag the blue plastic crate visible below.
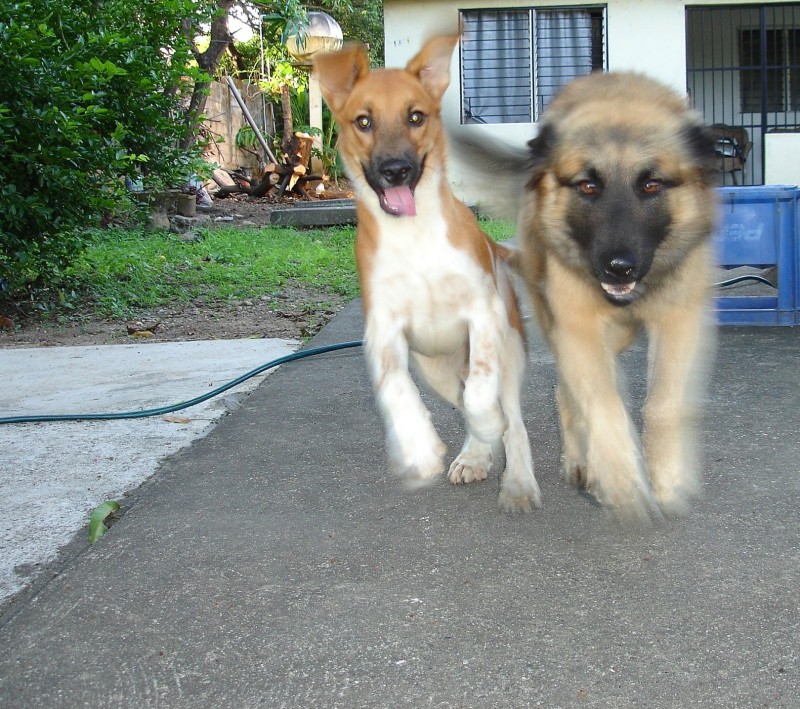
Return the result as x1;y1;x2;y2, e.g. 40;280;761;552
713;185;799;325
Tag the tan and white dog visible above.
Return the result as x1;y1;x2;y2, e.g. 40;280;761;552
314;36;541;512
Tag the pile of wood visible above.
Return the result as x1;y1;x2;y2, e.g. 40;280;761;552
211;132;323;201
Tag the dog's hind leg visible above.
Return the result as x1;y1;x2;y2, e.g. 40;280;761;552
497;331;541;512
644;302;713;513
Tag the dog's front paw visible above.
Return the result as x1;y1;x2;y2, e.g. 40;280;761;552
646;438;700;515
580;439;659;522
651;469;700;516
391;435;447;485
448;444;492;484
588;473;660;524
498;475;542;513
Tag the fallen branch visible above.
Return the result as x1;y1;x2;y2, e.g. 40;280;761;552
211;165;322;199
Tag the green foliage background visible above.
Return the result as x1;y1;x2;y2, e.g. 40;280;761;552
0;0;383;312
224;0;384;180
0;0;212;303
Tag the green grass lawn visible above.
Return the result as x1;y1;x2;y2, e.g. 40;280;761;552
69;225;361;318
64;218;516;319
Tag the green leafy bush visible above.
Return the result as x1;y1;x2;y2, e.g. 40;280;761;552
0;0;212;304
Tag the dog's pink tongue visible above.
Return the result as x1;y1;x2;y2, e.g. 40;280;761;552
380;186;416;217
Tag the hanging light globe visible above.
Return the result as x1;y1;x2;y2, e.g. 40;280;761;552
285;11;343;63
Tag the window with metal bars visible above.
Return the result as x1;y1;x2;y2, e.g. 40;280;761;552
460;6;606;124
687;4;800;185
740;27;800;112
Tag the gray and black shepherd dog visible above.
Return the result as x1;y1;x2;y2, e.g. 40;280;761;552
457;72;719;520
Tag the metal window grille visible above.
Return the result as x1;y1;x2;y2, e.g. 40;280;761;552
461;10;533;124
686;4;800;185
460;6;606;124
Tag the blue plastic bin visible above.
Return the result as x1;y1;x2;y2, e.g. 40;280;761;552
713;185;799;325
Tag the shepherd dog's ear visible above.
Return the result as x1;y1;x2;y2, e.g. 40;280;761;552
314;44;370;114
681;122;721;179
525;124;557;190
406;35;459;102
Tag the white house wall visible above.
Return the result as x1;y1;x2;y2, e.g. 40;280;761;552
381;0;797;199
384;1;687;147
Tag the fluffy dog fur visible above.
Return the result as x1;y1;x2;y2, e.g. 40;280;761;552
456;72;718;519
314;36;541;511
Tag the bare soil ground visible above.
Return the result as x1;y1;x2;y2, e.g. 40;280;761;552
0;188;356;349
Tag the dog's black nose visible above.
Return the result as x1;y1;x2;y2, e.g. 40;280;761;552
380;159;413;186
604;254;636;281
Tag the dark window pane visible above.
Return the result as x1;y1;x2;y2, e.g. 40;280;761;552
740;28;785;112
461;9;532;124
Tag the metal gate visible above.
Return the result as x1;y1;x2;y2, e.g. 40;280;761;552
686;4;800;185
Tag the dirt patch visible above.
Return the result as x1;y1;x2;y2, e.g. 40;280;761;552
191;192;285;229
0;188;357;349
0;286;350;349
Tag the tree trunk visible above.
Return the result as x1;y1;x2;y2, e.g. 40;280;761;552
280;85;294;158
179;0;236;151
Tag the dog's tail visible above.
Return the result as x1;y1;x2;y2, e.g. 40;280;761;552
447;128;530;220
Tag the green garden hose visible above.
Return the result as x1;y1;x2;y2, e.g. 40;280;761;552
0;340;363;425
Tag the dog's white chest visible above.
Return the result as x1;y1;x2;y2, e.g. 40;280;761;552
366;215;491;355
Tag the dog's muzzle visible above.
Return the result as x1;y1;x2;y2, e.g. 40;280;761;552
599;253;644;306
364;156;423;217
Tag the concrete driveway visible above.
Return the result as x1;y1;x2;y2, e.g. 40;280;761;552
0;302;798;707
0;338;297;604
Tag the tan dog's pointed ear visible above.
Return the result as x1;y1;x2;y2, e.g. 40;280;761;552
314;44;370;114
406;35;459;102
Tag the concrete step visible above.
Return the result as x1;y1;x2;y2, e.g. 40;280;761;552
269;199;356;227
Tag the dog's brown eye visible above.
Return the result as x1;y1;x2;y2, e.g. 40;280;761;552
355;115;371;131
643;179;663;195
409;111;426;126
577;180;600;196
